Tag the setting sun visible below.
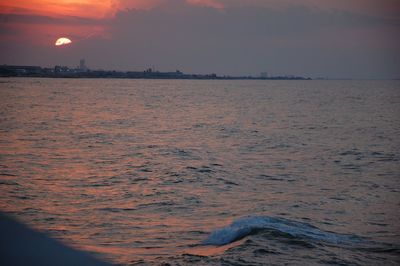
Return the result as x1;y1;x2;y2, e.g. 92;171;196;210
55;37;72;46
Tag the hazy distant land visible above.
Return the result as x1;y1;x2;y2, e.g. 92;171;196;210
0;65;310;80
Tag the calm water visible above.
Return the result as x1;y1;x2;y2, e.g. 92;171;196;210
0;78;399;265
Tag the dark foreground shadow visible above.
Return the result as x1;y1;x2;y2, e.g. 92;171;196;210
0;212;114;266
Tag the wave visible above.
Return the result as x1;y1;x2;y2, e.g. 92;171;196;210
203;216;362;246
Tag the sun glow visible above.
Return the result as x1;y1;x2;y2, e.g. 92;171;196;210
55;37;72;46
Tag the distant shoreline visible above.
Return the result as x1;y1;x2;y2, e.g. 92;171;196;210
0;65;311;80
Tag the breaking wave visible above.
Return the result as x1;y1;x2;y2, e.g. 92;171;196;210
203;216;362;246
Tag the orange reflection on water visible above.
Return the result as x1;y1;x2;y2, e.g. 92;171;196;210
186;238;246;257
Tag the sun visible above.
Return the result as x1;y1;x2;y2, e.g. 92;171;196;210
55;37;72;46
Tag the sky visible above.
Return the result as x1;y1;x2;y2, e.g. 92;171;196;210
0;0;399;79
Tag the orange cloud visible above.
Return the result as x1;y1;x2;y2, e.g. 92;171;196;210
0;0;226;49
0;0;226;19
0;0;117;18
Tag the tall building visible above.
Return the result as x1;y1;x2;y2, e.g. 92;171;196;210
79;59;87;71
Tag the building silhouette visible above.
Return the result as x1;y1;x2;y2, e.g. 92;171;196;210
79;59;87;72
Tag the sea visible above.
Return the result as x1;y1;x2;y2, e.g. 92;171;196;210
0;78;399;265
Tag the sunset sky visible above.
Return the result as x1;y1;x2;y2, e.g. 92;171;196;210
0;0;399;78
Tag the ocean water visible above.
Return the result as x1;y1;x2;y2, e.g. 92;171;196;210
0;78;399;265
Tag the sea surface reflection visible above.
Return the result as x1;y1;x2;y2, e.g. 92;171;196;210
0;78;399;265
